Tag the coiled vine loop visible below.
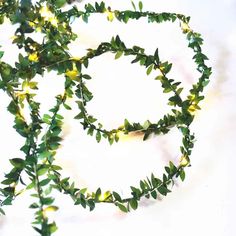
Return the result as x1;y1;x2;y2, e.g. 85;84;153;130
0;1;211;235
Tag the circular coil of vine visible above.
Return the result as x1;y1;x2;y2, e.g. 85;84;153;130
0;1;212;235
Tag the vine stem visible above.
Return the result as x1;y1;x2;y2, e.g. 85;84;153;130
33;163;46;220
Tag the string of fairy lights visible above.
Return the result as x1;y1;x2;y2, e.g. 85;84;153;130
0;1;211;235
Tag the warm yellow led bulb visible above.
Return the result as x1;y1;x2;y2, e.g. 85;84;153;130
23;85;30;94
180;155;190;167
117;131;130;141
188;104;197;115
70;56;81;61
29;21;35;27
99;191;111;201
28;52;39;62
39;5;58;27
39;6;53;19
43;206;58;218
106;10;114;22
65;63;80;80
49;17;58;27
181;22;191;33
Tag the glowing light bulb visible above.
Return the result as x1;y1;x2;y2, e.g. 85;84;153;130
10;35;18;41
188;104;197;115
10;182;17;188
49;17;58;27
180;155;190;167
117;131;130;141
65;63;80;80
181;22;191;33
28;21;36;27
106;10;114;22
23;85;30;94
39;6;53;19
43;206;58;218
70;56;81;61
99;191;111;201
39;5;58;27
28;52;39;62
16;84;31;98
28;19;42;32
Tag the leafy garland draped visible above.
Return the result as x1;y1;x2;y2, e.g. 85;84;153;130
0;1;211;235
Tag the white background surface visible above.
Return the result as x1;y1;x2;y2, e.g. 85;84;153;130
0;0;236;235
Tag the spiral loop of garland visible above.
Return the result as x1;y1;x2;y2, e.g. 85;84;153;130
0;1;211;235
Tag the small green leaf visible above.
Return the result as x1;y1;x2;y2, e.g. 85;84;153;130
108;135;114;145
32;227;42;234
117;203;128;213
115;51;123;59
82;13;89;23
26;181;35;190
29;203;39;209
49;222;58;233
96;131;101;143
163;87;172;93
131;1;136;11
140;180;146;191
9;158;24;169
180;169;185;181
146;64;153;75
7;101;18;115
2;196;13;205
131;186;141;198
45;186;53;196
74;112;84;120
163;63;172;74
37;168;48;176
82;74;92;80
38;151;52;160
113;191;122;202
0;51;4;59
202;80;210;87
63;103;72;110
79;188;87;195
154;48;159;63
21;0;31;9
1;179;15;185
51;165;62;171
177;87;184;95
95;188;101;200
42;114;51;124
55;0;66;8
143;120;151;130
87;199;95;211
155;75;164;81
74;198;81;205
124;119;132;130
138;1;143;11
143;130;151;141
151;173;162;188
151;190;157;199
129;198;138;210
39;178;51;186
0;208;5;215
41;197;54;205
157;185;170;196
81;197;87;208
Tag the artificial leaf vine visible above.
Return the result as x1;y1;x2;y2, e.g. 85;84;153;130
0;0;211;235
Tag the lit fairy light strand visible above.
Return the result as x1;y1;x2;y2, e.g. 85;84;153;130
39;5;58;27
0;1;212;234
